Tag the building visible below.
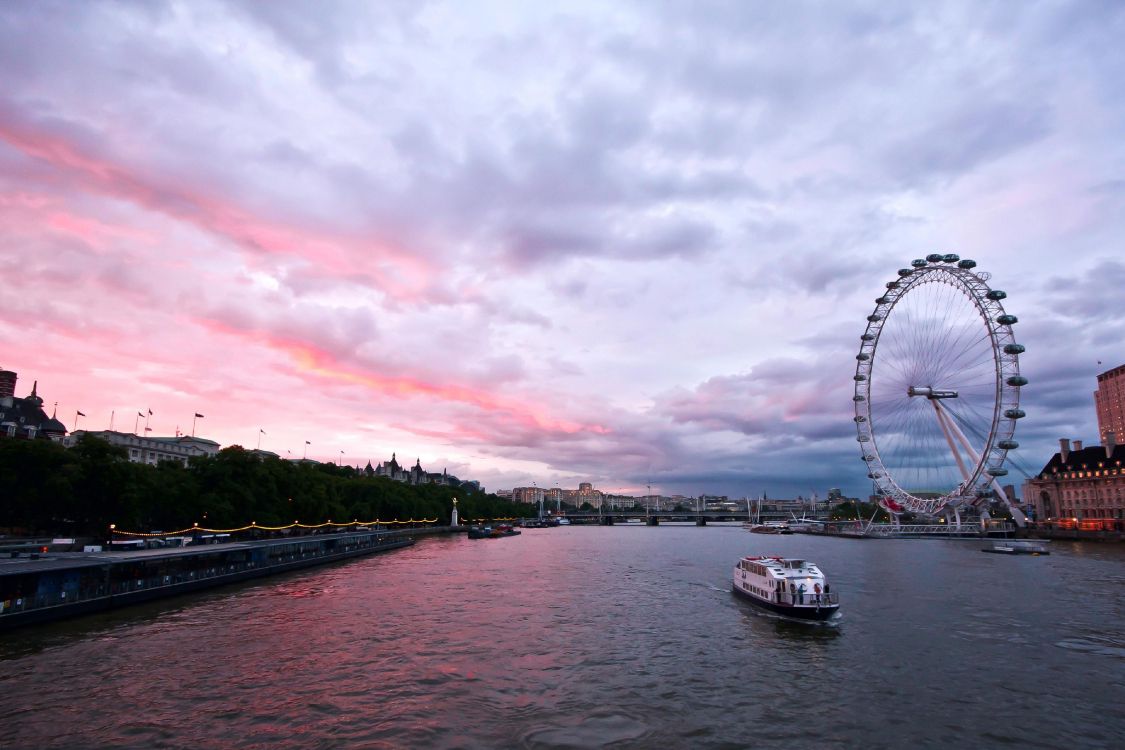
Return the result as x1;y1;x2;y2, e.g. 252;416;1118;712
367;453;450;485
67;430;221;466
1094;363;1125;447
1022;438;1125;525
0;369;68;442
512;486;544;505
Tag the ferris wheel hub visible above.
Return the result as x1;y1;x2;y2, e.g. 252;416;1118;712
907;386;959;399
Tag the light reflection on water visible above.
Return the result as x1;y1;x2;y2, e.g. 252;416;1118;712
1;527;1123;749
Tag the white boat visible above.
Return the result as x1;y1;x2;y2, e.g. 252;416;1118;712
741;497;792;534
787;517;828;533
556;518;571;526
732;556;839;621
742;522;791;534
982;539;1049;555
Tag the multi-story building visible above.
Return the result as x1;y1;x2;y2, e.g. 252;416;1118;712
1022;438;1125;525
511;486;545;505
1094;363;1125;446
67;430;221;466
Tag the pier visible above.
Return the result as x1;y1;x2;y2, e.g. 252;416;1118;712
0;529;426;630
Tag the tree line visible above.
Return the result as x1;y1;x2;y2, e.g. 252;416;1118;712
0;435;536;537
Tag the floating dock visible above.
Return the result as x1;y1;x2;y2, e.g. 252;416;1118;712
0;530;416;630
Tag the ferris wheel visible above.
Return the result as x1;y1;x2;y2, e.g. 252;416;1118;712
853;254;1027;525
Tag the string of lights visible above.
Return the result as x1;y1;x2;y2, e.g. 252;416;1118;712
112;519;441;537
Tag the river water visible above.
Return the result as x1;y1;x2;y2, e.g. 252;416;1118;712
1;526;1123;749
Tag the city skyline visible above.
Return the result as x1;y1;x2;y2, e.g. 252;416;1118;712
2;2;1123;498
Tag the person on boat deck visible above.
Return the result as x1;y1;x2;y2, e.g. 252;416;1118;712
797;583;806;604
813;582;822;604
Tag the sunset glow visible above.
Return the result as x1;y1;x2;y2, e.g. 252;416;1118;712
2;1;1122;495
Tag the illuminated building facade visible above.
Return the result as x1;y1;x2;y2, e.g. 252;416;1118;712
1094;363;1125;447
1022;439;1125;524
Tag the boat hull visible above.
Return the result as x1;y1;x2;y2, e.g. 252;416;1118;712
732;583;839;621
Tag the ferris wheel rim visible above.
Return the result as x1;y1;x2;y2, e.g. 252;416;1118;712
853;257;1023;516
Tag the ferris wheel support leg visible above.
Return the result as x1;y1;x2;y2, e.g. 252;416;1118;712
932;401;972;482
937;404;1028;528
933;402;970;531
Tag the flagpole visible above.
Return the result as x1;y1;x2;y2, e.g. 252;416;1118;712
257;429;264;450
134;412;141;435
192;414;197;437
109;410;114;431
145;410;151;432
304;441;309;460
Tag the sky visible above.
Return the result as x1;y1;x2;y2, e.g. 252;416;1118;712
1;1;1123;499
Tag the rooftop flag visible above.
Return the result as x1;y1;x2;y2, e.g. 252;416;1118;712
76;410;86;417
194;413;204;418
148;409;153;416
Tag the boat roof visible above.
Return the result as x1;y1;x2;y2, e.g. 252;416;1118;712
740;555;818;571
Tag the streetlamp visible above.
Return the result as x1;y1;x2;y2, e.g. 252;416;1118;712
107;523;115;551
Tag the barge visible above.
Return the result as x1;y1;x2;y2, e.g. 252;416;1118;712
0;530;414;630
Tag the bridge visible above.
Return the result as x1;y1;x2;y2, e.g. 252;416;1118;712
553;511;751;526
546;513;1016;537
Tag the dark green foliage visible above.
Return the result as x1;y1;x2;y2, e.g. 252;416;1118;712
828;500;890;523
0;436;534;535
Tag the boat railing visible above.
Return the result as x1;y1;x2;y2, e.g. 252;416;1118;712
774;591;839;606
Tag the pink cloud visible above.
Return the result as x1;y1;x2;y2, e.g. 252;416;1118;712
0;108;439;303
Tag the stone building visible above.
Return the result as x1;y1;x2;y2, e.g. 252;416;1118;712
366;453;451;485
1022;438;1125;525
67;430;221;466
0;369;67;442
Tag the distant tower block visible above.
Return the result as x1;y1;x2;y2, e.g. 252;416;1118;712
0;369;16;399
451;498;459;527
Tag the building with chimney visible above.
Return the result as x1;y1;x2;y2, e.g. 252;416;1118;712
1022;437;1125;527
0;369;68;442
1094;363;1125;447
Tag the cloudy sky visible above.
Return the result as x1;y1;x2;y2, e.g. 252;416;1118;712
1;1;1122;499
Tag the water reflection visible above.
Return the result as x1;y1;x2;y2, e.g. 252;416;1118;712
1;528;1122;749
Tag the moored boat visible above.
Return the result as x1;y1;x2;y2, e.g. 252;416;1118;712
732;555;839;621
743;522;791;534
982;539;1049;555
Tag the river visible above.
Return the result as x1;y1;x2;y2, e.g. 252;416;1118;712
1;526;1123;749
